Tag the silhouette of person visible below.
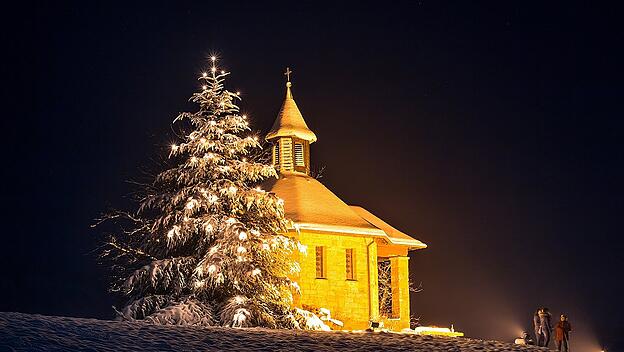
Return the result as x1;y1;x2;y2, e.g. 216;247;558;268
555;314;572;352
536;307;553;347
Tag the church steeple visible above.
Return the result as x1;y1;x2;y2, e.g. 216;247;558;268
266;68;316;174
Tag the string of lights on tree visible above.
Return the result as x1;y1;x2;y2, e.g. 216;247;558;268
99;56;309;329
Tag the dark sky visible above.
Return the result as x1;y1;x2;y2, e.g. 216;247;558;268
2;1;623;350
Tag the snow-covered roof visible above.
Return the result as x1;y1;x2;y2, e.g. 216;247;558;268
263;172;383;235
266;82;317;143
350;206;427;249
262;171;426;250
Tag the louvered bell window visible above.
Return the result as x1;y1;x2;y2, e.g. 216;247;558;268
294;142;304;166
273;144;280;167
280;138;293;170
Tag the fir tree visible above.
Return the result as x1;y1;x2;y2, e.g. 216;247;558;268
101;58;303;328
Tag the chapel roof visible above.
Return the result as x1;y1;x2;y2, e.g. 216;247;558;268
263;171;381;235
349;206;427;249
266;82;317;143
262;171;426;249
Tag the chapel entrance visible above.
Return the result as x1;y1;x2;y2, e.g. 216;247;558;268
377;258;395;318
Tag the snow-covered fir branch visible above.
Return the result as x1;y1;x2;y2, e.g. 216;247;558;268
98;59;308;329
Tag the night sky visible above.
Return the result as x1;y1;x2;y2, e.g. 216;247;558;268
3;1;623;350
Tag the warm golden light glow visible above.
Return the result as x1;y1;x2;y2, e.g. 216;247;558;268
414;326;464;337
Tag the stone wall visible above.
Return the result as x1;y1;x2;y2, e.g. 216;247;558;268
295;230;380;330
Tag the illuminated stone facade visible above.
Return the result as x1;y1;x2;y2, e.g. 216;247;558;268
295;231;379;330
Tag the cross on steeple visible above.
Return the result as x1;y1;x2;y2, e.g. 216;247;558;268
284;67;292;82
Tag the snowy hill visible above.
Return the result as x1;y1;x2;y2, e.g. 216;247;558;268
0;312;548;351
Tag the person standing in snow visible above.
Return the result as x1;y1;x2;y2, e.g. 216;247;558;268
537;307;553;347
554;314;572;351
533;309;541;345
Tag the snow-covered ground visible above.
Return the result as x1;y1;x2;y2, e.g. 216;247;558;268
0;312;549;351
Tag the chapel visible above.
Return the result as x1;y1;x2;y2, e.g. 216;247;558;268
263;72;427;331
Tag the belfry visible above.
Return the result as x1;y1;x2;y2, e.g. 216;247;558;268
266;69;316;175
263;69;427;330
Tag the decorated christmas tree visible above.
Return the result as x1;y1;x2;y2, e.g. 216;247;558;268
101;57;304;328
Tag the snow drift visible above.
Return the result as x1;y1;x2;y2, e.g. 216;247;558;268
0;312;548;351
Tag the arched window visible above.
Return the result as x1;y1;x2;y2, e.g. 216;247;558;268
315;246;326;278
345;248;355;280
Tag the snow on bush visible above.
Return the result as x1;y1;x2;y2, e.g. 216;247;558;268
119;295;171;320
318;307;343;327
144;298;215;327
294;308;331;331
